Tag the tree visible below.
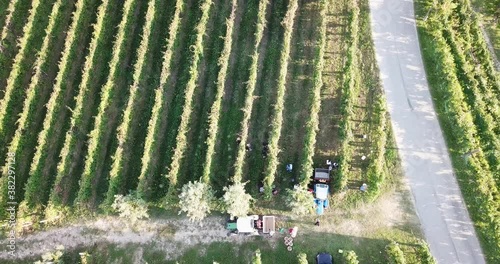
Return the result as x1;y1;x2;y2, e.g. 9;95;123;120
285;186;314;215
178;180;215;222
252;249;262;264
111;193;149;223
297;252;308;264
385;241;406;264
342;250;359;264
222;182;252;219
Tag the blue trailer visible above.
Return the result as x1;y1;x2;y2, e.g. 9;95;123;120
312;168;330;215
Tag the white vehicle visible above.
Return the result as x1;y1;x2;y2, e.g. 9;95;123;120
226;215;276;235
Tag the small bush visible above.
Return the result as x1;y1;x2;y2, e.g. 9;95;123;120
297;252;308;264
385;241;406;264
252;249;262;264
342;250;359;264
111;193;149;223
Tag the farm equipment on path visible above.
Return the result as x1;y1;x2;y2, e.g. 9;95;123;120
226;215;276;236
311;168;330;215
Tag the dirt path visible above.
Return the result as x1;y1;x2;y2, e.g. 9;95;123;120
0;182;415;262
1;217;249;261
369;0;485;262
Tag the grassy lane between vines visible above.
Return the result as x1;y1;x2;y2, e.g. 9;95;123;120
349;0;387;201
262;0;298;197
278;0;321;188
0;0;56;166
296;0;327;187
0;0;10;29
210;0;259;193
47;0;123;208
314;0;347;175
163;0;212;201
0;0;74;218
244;0;285;194
200;0;238;184
416;0;500;261
231;0;268;184
136;0;184;200
104;0;167;207
75;0;145;208
0;0;32;98
177;0;228;186
334;0;360;191
21;0;99;218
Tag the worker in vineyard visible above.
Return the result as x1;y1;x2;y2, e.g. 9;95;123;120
245;143;252;151
262;140;269;158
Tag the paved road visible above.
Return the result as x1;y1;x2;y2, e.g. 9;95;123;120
368;0;486;263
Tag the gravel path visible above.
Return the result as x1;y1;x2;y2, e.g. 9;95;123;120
0;216;250;261
368;0;486;263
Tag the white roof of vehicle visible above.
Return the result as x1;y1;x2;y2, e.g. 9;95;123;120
236;216;257;233
315;184;329;200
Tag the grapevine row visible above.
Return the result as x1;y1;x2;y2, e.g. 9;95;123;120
201;0;238;184
49;0;120;207
298;0;327;187
420;0;500;259
75;0;141;207
230;0;268;184
0;0;31;95
104;0;162;206
136;0;184;198
0;0;71;216
262;0;298;196
441;3;500;181
336;0;360;190
163;0;212;197
445;28;500;181
0;0;54;162
23;0;98;211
